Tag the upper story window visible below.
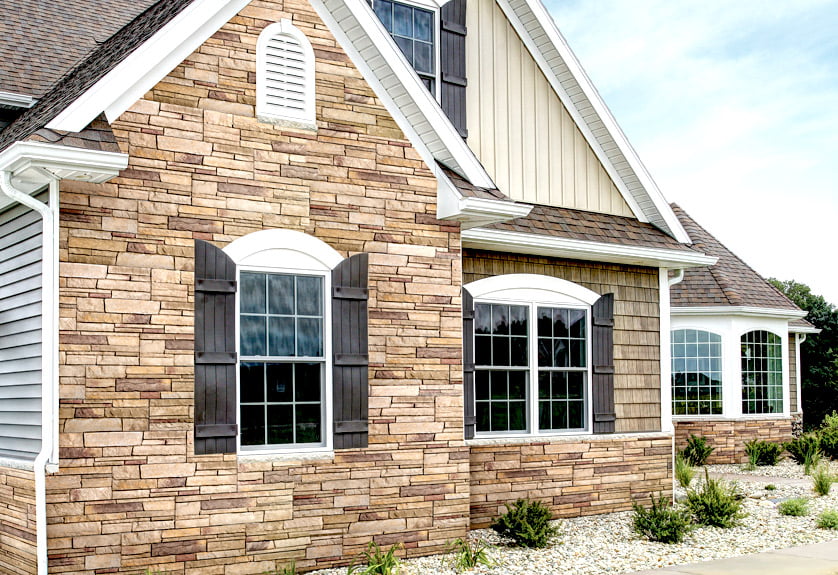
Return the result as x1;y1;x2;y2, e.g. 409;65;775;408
256;20;316;129
741;330;783;415
372;0;437;95
671;329;722;416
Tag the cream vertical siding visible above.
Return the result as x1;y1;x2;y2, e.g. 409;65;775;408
466;0;634;217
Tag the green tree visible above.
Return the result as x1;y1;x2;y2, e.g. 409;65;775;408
769;279;838;428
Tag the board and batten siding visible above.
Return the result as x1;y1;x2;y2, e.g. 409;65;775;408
463;249;661;433
0;193;45;461
465;0;633;217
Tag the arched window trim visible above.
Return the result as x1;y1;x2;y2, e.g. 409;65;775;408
256;20;317;129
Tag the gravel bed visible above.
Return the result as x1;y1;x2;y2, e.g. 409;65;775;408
707;457;838;479
310;463;838;575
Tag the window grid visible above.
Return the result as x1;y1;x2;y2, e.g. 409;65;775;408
671;329;723;416
537;307;586;431
741;330;783;415
372;0;436;94
239;272;325;448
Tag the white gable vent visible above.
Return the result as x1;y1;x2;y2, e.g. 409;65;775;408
256;20;316;129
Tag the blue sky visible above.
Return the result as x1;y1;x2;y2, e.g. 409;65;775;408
543;0;838;305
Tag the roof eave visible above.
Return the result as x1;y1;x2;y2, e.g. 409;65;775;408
671;306;809;320
462;227;716;268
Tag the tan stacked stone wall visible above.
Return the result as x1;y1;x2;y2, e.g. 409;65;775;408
674;419;794;464
469;434;672;527
0;466;37;575
50;1;467;573
463;250;662;433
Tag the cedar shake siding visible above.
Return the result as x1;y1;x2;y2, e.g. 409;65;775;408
0;194;45;461
50;1;466;572
789;335;799;415
463;249;663;433
0;466;37;575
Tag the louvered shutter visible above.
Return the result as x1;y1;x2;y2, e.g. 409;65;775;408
462;287;476;439
440;0;468;138
194;240;238;454
332;253;369;449
591;293;616;434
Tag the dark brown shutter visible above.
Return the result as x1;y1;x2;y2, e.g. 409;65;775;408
194;240;238;454
592;293;616;434
332;253;369;449
462;287;476;439
440;0;468;138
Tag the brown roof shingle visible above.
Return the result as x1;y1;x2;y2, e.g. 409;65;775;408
670;204;800;311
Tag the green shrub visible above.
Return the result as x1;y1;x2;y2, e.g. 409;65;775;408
631;494;693;544
348;542;402;575
765;484;777;491
744;439;783;467
680;434;714;466
491;499;558;548
816;509;838;529
685;469;745;528
785;433;821;465
817;428;838;460
778;497;809;517
821;411;838;431
446;538;494;572
675;453;695;488
812;465;834;496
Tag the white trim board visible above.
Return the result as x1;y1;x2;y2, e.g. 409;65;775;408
671;306;808;320
462;227;717;268
492;0;690;243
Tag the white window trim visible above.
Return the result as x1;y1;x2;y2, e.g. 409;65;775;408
465;275;598;439
670;314;791;420
256;19;317;130
224;230;343;455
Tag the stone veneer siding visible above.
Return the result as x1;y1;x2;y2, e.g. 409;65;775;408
469;434;672;527
463;249;663;433
0;466;37;575
48;1;467;573
674;418;794;464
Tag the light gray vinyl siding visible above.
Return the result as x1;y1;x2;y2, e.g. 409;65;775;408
0;191;45;461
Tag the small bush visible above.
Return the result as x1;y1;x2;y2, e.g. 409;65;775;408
778;497;809;517
348;542;402;575
818;428;838;460
744;439;783;467
675;453;695;488
785;433;821;465
813;465;834;496
446;538;494;572
765;484;777;491
631;494;693;544
816;510;838;529
681;434;714;466
491;499;558;548
685;469;745;528
821;411;838;431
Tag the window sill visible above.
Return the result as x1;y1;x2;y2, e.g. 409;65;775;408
466;430;673;446
256;114;317;132
237;449;334;464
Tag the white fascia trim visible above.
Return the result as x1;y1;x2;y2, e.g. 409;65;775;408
0;141;129;179
310;0;494;189
436;170;532;227
462;227;717;268
789;324;821;334
496;0;691;244
671;306;808;320
47;0;251;132
0;91;37;109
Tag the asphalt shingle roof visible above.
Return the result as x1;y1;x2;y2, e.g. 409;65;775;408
670;204;800;311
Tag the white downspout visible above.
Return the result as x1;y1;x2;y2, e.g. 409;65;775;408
0;171;59;575
661;268;684;497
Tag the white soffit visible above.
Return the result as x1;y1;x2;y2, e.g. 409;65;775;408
309;0;495;188
495;0;691;244
46;0;252;132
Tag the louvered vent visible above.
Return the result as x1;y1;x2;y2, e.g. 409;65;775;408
256;20;315;127
265;35;306;117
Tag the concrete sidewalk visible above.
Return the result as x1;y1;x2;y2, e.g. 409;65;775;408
627;541;838;574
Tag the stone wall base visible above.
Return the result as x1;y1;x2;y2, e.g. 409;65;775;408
0;465;37;575
674;418;794;464
468;434;673;528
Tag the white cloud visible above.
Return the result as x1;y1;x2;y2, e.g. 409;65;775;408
544;0;838;304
